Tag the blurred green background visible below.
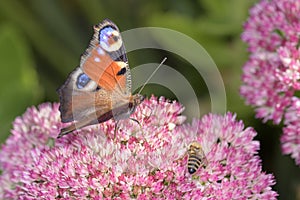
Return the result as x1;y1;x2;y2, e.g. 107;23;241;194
0;0;299;199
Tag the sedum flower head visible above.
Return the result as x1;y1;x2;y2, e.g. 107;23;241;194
282;97;300;165
241;0;300;165
0;96;277;199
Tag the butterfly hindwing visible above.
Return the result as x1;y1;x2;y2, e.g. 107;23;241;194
57;67;111;122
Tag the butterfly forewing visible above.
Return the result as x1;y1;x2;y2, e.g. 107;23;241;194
80;19;131;95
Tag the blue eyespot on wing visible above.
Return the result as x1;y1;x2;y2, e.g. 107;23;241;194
57;67;99;122
77;73;90;89
99;26;122;52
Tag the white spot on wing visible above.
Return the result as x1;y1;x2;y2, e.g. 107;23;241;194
94;57;101;62
100;41;122;52
97;47;105;55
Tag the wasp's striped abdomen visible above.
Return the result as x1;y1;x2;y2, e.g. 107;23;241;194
187;155;202;174
187;141;206;174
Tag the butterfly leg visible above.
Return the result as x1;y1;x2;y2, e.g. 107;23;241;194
113;118;144;142
113;120;120;141
142;104;153;118
129;118;145;138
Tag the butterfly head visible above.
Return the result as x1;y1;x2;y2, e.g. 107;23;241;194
128;94;144;114
133;94;145;106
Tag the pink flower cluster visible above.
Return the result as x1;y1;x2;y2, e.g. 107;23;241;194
0;97;277;199
241;0;300;165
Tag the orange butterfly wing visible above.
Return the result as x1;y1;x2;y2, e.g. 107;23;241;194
81;46;127;93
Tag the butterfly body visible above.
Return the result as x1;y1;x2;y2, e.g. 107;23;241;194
57;19;144;138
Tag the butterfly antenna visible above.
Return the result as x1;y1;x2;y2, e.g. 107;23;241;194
137;57;167;94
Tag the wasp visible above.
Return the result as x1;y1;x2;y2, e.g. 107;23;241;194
187;141;207;174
